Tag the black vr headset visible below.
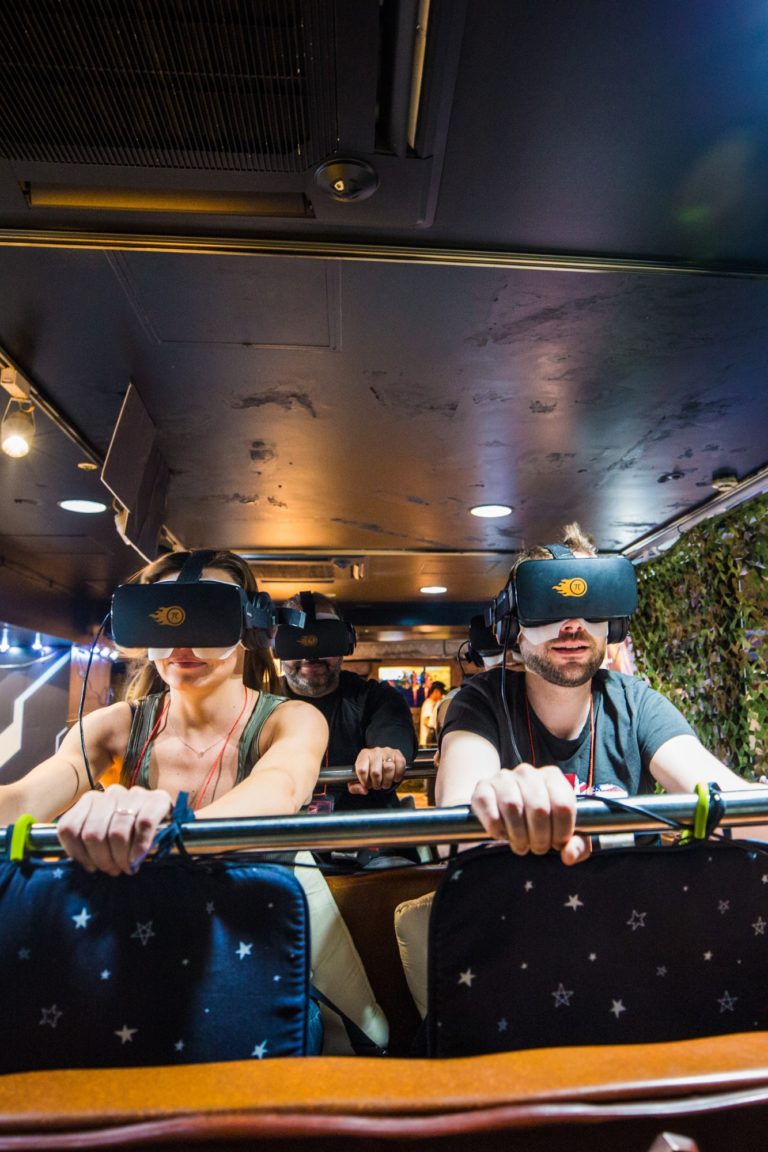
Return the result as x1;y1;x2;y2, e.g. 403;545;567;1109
485;544;637;645
111;550;282;653
273;591;357;660
466;614;504;667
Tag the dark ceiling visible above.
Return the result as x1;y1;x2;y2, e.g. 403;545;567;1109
1;0;767;642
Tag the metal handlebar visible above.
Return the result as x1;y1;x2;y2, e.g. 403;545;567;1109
2;791;768;859
318;759;436;784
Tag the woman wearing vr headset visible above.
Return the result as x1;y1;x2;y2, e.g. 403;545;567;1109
437;523;767;864
0;550;328;875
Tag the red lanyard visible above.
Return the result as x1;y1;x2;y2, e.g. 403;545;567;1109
193;685;250;810
131;686;250;808
524;692;595;791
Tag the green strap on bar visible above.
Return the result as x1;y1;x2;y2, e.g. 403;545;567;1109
9;814;35;862
693;781;710;839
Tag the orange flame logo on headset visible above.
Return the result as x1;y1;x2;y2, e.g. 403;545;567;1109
149;606;186;626
552;577;588;598
298;634;319;647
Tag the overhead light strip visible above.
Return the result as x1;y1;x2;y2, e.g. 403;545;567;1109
0;230;767;279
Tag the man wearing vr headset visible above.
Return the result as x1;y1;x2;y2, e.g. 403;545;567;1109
276;592;417;811
437;523;765;864
0;551;328;874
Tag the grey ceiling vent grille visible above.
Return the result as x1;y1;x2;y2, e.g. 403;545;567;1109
0;0;338;171
254;562;337;584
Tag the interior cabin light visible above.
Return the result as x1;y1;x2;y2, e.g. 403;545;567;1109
0;626;9;653
58;499;108;514
470;504;512;518
1;399;35;458
420;585;447;594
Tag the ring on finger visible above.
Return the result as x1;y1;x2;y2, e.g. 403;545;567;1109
114;807;137;817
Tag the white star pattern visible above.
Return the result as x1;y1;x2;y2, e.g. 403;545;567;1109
703;951;713;961
520;962;528;970
18;947;30;960
72;907;92;929
458;968;476;987
131;921;156;946
182;958;190;966
762;874;768;885
236;941;253;960
40;1004;62;1028
100;969;111;981
524;881;534;891
451;870;463;881
588;953;597;962
497;1018;508;1032
753;917;766;936
115;1025;138;1044
174;1040;185;1052
564;894;584;912
205;902;215;914
610;1000;626;1018
552;983;574;1007
52;868;64;879
718;900;730;914
626;910;647;931
273;975;281;982
718;991;738;1013
657;966;667;977
252;1040;268;1059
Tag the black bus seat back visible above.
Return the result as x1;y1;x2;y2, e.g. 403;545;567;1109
427;839;768;1057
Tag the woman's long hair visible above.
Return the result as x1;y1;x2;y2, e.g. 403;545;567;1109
123;550;280;700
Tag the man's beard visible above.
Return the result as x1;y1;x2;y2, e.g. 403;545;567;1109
522;643;604;687
282;659;342;697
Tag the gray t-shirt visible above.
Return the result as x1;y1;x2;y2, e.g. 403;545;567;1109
438;668;695;795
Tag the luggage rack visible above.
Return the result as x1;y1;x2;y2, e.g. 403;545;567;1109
2;790;768;859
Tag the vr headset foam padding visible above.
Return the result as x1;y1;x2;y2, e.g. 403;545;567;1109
487;554;637;645
273;590;356;660
111;581;276;650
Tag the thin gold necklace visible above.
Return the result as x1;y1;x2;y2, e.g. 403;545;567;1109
167;717;228;759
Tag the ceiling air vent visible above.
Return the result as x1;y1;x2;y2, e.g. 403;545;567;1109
253;562;337;585
0;0;337;172
0;0;467;228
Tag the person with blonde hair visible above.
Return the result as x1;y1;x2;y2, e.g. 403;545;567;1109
437;523;767;863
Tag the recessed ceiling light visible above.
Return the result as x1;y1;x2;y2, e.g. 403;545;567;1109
420;585;447;594
470;504;512;518
58;499;107;514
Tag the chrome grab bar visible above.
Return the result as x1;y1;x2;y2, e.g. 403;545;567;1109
2;791;768;859
318;759;436;784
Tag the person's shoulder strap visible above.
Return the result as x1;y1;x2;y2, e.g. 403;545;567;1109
238;692;287;781
122;693;166;786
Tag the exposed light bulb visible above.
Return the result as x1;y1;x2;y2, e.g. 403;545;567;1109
1;400;35;458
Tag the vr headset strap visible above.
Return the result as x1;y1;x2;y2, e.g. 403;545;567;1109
299;591;317;623
176;550;218;583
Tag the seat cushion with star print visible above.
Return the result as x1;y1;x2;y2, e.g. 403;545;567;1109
0;855;316;1072
426;838;768;1057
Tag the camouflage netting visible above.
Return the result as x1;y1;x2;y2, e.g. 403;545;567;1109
631;494;768;777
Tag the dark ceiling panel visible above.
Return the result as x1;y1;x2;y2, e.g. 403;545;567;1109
108;253;339;348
